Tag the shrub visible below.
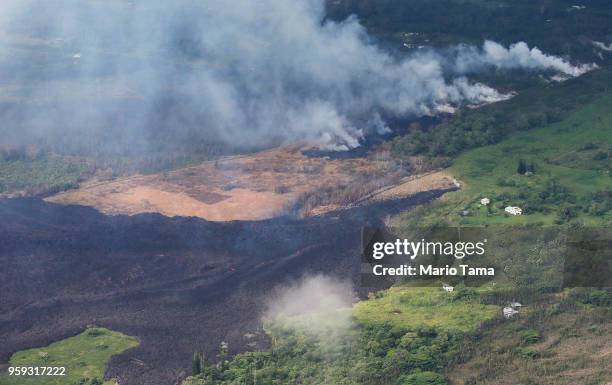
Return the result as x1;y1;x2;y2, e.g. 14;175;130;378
576;289;611;307
86;328;105;337
593;151;608;160
520;329;541;345
516;347;539;359
400;371;447;385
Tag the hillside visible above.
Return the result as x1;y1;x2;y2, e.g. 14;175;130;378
1;1;610;385
396;88;612;227
178;69;612;385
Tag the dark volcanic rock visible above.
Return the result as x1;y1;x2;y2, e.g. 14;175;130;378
0;191;449;385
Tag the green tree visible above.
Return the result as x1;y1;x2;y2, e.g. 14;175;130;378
517;159;527;175
192;351;203;375
400;371;447;385
528;162;536;174
217;341;229;372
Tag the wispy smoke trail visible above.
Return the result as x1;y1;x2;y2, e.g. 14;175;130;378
0;0;596;153
455;41;597;77
593;41;612;52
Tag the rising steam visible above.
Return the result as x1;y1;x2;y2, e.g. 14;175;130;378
263;275;355;341
0;0;596;153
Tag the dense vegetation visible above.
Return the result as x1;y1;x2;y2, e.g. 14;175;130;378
184;287;499;385
390;68;612;159
396;87;612;226
0;327;138;385
183;284;610;385
0;144;226;197
328;0;612;65
0;146;89;196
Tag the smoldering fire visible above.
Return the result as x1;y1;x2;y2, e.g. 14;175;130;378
0;0;596;155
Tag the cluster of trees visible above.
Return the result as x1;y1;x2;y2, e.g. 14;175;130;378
186;321;461;385
516;159;535;175
391;67;612;160
392;100;566;159
190;342;229;381
0;153;87;196
184;284;612;385
391;104;568;158
0;141;227;196
494;178;577;220
492;177;612;222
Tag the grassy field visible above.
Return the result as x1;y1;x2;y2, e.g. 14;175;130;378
354;286;499;333
400;92;612;226
0;327;139;385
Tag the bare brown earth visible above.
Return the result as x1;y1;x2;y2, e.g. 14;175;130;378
46;145;455;220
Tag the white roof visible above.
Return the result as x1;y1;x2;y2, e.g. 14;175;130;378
503;307;519;317
505;206;522;215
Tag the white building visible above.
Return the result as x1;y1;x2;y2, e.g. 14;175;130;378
442;284;454;293
480;198;490;206
505;206;522;216
503;307;519;319
510;302;522;308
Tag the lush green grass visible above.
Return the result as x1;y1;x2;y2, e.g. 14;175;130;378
0;327;139;385
354;286;499;333
404;92;612;226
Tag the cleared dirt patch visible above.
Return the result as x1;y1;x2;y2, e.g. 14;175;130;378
46;145;453;221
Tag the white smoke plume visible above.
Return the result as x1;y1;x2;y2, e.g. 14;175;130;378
0;0;597;153
455;40;597;77
263;275;355;340
593;41;612;52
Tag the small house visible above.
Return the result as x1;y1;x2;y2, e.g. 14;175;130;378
505;206;522;216
442;283;454;293
503;307;519;319
510;302;522;308
480;198;490;206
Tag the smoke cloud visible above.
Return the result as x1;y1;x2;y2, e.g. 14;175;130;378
0;0;596;153
454;40;597;77
263;275;355;340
